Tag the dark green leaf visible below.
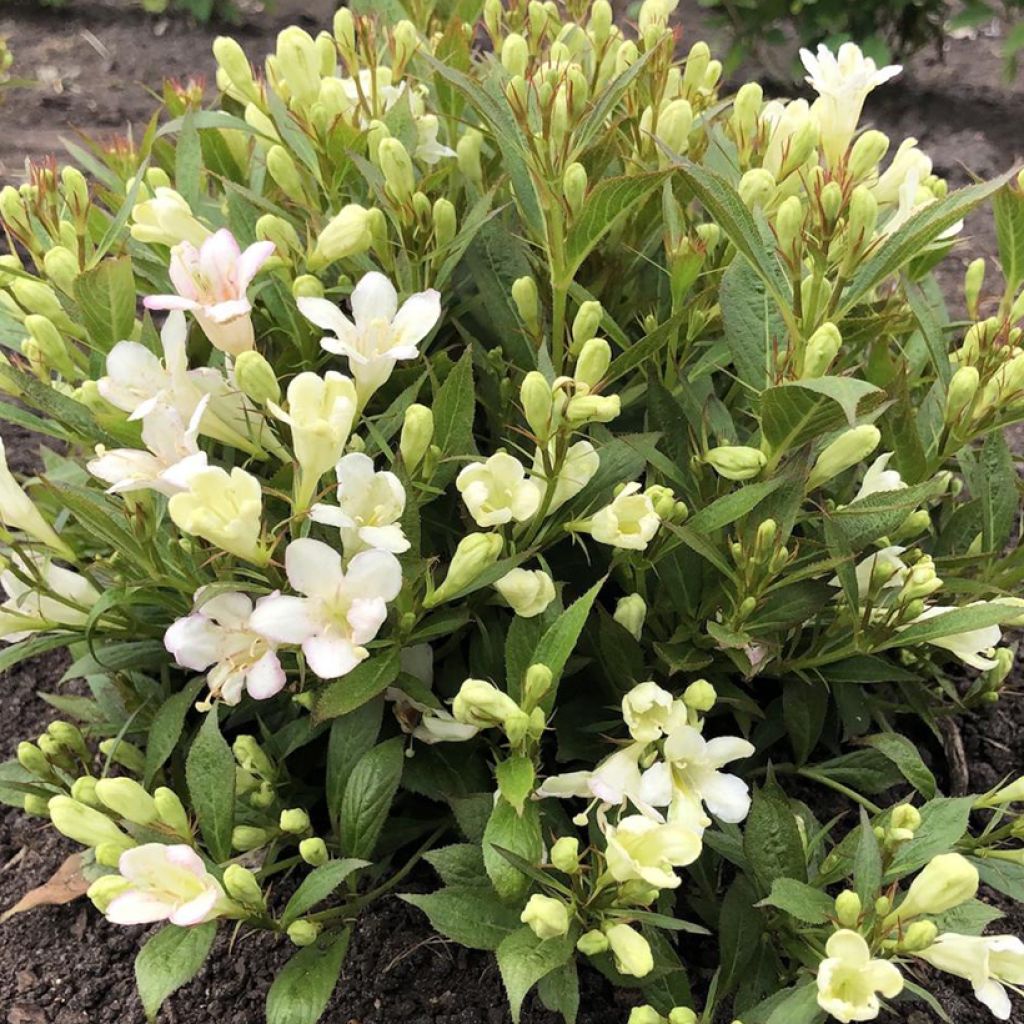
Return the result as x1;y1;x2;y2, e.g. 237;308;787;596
185;710;235;862
339;737;405;860
266;929;350;1024
135;922;217;1023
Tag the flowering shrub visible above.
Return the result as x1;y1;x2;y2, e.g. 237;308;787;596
1;1;1024;1022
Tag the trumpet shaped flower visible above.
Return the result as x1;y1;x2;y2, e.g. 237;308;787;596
531;440;600;513
640;725;755;830
457;452;541;527
904;605;1003;671
0;436;72;557
130;187;211;248
0;553;99;642
587;483;661;551
916;933;1024;1021
310;452;409;556
143;229;275;356
603;815;702;890
816;930;904;1022
853;453;906;502
164;589;286;706
270;371;357;509
622;682;686;744
297;271;441;404
801;42;901;166
88;396;209;498
249;537;402;679
101;844;233;927
494;567;555;618
537;742;661;817
168;465;267;564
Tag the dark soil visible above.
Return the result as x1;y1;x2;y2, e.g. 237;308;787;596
1;1;1023;1021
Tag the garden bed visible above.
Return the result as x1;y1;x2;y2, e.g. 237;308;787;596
1;2;1023;1022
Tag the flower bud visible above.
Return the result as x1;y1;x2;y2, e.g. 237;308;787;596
512;277;541;334
233;350;281;406
891;803;922;833
71;776;101;807
900;557;942;601
964;258;986;319
300;837;330;866
432;198;457;248
520;371;553;437
683;679;716;712
42;246;80;296
48;796;132;850
577;929;609;956
213;36;259;103
574;337;611;389
501;32;529;77
566;393;620;425
802;322;842;379
279;807;311;834
95;842;133;868
267;145;307;204
834;889;862;927
895;853;979;920
457;128;484;185
775;196;804;263
495;568;556;618
572;301;603;350
17;741;52;778
287;919;322;946
87;875;132;913
846;187;878;257
427;533;504;607
523;663;553;705
738;168;775;210
233;825;270;851
807;425;881;490
224;863;265;909
392;20;418;74
704;444;767;481
400;403;434;470
520;893;570;939
152;786;191;837
256;214;301;259
604;922;653;978
276;27;322;107
12;278;64;320
731;82;762;147
452;678;521;729
379;138;416;206
614;594;647;641
945;365;980;426
245;103;280;142
549;836;581;875
333;6;355;58
657;98;693;165
668;1011;697;1024
95;778;158;826
628;1008;664;1024
309;205;372;269
901;920;938;952
848;130;890;180
564;162;588;216
233;735;274;779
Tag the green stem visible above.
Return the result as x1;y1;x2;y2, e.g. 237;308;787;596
797;767;883;816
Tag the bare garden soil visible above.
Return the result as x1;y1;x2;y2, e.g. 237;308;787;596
0;0;1023;1020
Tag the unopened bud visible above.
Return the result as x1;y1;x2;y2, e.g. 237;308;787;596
276;26;322;107
48;796;131;850
965;258;986;319
738;168;775;210
512;277;541;333
379;138;416;206
232;825;270;851
223;863;265;909
501;32;529;77
848;130;890;180
802;322;842;379
300;836;329;865
426;533;503;607
279;807;311;834
400;403;434;470
807;425;881;490
234;350;281;406
775;196;804;263
42;246;80;296
614;594;647;641
94;777;158;826
704;444;767;481
564;162;588;216
572;301;603;349
683;679;716;711
433;198;457;248
287;919;322;946
574;337;611;388
577;929;609;956
834;889;862;927
256;214;301;259
550;836;580;874
945;365;980;426
457;128;484;185
267;145;307;204
309;205;372;268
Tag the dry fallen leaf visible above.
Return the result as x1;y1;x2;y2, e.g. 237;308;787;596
0;853;90;923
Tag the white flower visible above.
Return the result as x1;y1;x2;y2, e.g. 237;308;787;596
0;436;72;557
457;452;541;527
249;537;401;680
873;138;933;206
297;271;441;404
622;682;686;743
603;815;702;890
531;440;600;513
801;42;901;166
588;482;661;551
916;933;1024;1021
854;453;906;502
102;844;231;926
88;396;209;498
387;644;480;745
904;604;1002;671
882;168;962;241
310;452;409;556
415;113;456;164
130;187;210;248
494;567;555;618
816;929;904;1022
537;742;661;818
164;588;286;706
640;725;755;830
143;229;275;356
829;545;909;597
0;553;99;642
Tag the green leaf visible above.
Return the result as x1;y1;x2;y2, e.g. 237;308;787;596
839;170;1015;316
687;478;785;533
783;679;828;766
761;377;883;455
881;602;1019;651
537;958;580;1024
861;733;937;798
74;256;137;355
185;710;235;862
764;983;825;1024
886;797;974;880
719;257;786;391
281;859;369;928
718;876;764;998
829;479;946;550
758;878;834;924
853;811;883;904
313;648;400;723
339;736;404;860
605;308;688;386
144;677;206;787
497;926;576;1023
994;184;1024;292
533;577;605;705
424;844;486;888
973;856;1024;902
484;797;543;901
743;783;806;893
905;276;952;389
135;922;217;1022
931;898;1004;936
562;172;668;282
326;697;383;828
430;347;477;487
266;929;349;1024
175;109;202;208
496;756;536;814
400;886;521;950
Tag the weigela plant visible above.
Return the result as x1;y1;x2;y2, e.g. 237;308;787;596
2;1;1024;1021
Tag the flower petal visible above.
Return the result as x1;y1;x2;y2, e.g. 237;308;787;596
285;537;343;597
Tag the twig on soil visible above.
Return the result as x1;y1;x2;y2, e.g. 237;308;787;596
939;716;970;795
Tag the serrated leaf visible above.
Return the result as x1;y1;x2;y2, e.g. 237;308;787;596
266;929;349;1024
313;648;400;723
758;878;834;924
861;733;936;798
339;736;404;859
761;377;884;455
994;184;1024;292
430;347;476;487
483;797;543;901
144;677;206;787
424;844;486;888
743;783;807;893
533;577;604;706
136;922;217;1023
886;797;974;879
281;859;369;928
74;255;137;354
720;257;786;391
853;811;883;904
400;886;520;950
185;710;235;862
326;697;383;829
497;926;576;1023
496;756;535;814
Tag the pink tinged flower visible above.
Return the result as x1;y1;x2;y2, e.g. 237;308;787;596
144;229;276;356
164;588;285;706
296;271;441;403
88;395;210;498
104;843;229;927
249;537;402;680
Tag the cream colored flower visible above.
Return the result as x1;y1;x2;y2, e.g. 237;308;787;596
816;929;904;1022
0;436;72;557
622;681;685;743
494;568;555;618
0;553;98;642
588;483;660;551
603;815;702;890
457;452;541;527
531;440;600;513
916;933;1024;1021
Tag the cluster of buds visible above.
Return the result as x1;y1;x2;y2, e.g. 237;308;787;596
725;518;794;630
451;667;549;748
